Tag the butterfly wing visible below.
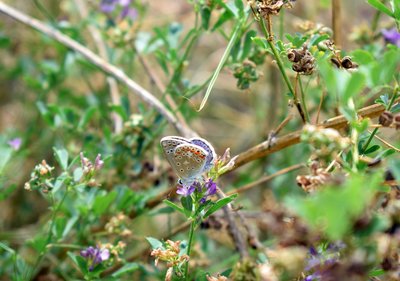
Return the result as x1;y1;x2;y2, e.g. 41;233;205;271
172;143;208;186
160;136;189;156
190;138;216;171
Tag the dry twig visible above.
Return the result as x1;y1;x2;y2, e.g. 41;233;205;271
0;1;195;138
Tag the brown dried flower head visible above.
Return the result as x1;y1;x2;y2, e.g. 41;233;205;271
296;161;332;192
150;240;189;268
249;0;295;18
287;45;315;75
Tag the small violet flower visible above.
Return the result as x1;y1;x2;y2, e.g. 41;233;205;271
80;246;110;271
303;242;345;281
382;28;400;47
8;138;22;150
100;0;118;13
176;184;196;197
199;179;217;204
100;0;137;20
304;273;321;281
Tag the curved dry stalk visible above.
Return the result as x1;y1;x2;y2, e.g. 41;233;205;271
222;102;391;174
368;130;400;152
0;1;196;138
217;188;248;259
227;163;304;195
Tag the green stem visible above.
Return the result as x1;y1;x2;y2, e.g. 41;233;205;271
259;18;306;123
298;75;310;123
29;189;69;280
260;19;294;95
183;219;196;281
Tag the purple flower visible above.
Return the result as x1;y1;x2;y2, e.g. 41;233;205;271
120;6;138;20
80;246;110;271
100;0;118;13
176;185;196;197
304;243;345;280
100;0;137;20
94;154;104;170
200;179;217;204
7;138;22;150
204;179;217;196
382;28;400;47
304;273;321;281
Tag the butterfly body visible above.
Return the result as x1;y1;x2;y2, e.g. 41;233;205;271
160;136;216;187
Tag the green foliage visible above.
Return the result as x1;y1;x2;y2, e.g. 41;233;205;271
0;0;399;280
286;172;384;240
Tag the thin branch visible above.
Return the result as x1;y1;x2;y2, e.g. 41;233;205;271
228;163;304;195
222;101;394;174
134;45;193;135
73;0;123;134
217;188;248;259
369;130;400;152
0;1;196;138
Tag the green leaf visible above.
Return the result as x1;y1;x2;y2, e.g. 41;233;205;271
163;199;185;215
379;49;400;84
78;107;96;130
375;148;395;159
181;196;193;214
251;37;267;49
111;263;140;277
54;217;67;239
0;242;16;255
198;13;248;111
342;71;365;103
364;144;381;155
369;268;385;277
241;30;257;60
53;147;69;171
0;184;17;201
286;173;383;240
0;146;12;174
204;193;238;219
351;49;375;65
212;9;234;31
367;0;394;17
68;252;88;275
52;173;68;194
146;237;163;249
391;0;400;20
93;191;117;216
200;6;211;30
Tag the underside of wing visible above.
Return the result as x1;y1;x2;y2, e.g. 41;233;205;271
172;143;208;180
189;137;216;171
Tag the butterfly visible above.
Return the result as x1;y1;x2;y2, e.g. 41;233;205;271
160;136;216;187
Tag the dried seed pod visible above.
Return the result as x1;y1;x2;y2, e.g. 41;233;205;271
379;111;394;127
393;113;400;130
287;49;302;62
288;45;315;75
331;57;341;68
341;56;358;69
